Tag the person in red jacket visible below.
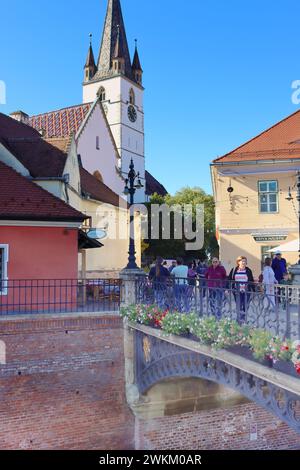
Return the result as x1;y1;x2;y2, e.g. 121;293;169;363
205;258;227;318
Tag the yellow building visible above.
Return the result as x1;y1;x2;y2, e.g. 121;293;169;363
211;109;300;279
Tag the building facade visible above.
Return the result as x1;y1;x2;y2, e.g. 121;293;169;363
0;160;87;293
211;109;300;278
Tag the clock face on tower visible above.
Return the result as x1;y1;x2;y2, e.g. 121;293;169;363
128;105;137;123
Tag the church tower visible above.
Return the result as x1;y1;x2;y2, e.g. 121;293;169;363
83;0;145;202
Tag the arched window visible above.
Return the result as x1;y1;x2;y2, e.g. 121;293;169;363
129;88;135;105
93;170;103;183
97;87;106;102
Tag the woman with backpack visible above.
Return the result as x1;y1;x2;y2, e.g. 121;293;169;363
228;256;255;320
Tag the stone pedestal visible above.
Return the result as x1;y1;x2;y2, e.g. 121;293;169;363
120;268;146;408
119;268;145;307
289;263;300;285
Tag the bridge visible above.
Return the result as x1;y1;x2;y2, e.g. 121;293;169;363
1;273;300;439
124;322;300;435
121;273;300;435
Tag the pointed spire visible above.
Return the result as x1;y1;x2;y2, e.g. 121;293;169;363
96;0;133;80
85;34;96;68
84;34;97;82
132;39;142;71
132;39;143;85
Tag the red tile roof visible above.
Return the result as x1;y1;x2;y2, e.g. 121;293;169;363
80;167;122;207
0;161;87;222
29;103;92;138
0;113;67;177
213;109;300;163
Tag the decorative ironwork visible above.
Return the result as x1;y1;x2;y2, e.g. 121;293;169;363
135;330;300;434
135;277;300;341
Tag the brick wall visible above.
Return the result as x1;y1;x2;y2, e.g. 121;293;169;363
0;315;299;450
136;403;300;450
0;314;134;450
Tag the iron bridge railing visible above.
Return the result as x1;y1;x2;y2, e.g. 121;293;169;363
0;279;121;315
135;276;300;340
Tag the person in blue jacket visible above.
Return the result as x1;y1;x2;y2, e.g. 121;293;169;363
271;251;287;283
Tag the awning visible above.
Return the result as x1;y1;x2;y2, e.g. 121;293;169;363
78;229;104;250
267;239;299;253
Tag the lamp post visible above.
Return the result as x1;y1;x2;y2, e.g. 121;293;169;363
123;159;143;270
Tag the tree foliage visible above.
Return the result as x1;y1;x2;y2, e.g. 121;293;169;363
143;187;218;261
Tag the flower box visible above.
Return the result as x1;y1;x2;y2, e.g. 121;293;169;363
273;360;299;378
226;345;273;368
180;331;199;342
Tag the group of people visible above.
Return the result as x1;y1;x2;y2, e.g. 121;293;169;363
148;251;289;316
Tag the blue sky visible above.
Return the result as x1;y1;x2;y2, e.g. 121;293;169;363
1;0;300;195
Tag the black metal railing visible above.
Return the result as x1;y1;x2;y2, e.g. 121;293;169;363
135;276;300;340
0;279;121;315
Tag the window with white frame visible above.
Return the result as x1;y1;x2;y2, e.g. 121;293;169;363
258;180;278;213
0;245;8;295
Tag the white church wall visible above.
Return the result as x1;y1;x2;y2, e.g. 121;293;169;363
77;102;124;195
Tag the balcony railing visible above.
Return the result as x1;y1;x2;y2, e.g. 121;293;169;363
0;279;121;315
135;277;300;340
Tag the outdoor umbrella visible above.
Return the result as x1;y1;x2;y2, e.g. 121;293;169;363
268;239;299;253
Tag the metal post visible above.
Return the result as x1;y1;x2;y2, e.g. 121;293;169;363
124;159;143;270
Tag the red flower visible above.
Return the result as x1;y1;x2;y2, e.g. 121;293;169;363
296;364;300;375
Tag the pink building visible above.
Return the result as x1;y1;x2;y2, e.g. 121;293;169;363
0;161;89;313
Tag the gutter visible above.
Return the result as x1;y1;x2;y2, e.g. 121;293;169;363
211;159;300;167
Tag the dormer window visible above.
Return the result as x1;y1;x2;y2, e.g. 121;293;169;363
97;87;106;102
129;88;135;105
93;170;103;183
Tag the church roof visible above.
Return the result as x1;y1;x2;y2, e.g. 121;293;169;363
213;109;300;164
93;0;134;82
145;171;168;197
29;103;92;139
80;167;122;208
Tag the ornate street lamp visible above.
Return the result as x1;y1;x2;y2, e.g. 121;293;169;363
124;159;143;269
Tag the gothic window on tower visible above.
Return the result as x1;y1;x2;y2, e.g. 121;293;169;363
97;87;106;102
129;89;135;105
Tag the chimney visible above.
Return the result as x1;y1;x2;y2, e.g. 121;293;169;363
10;110;29;125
